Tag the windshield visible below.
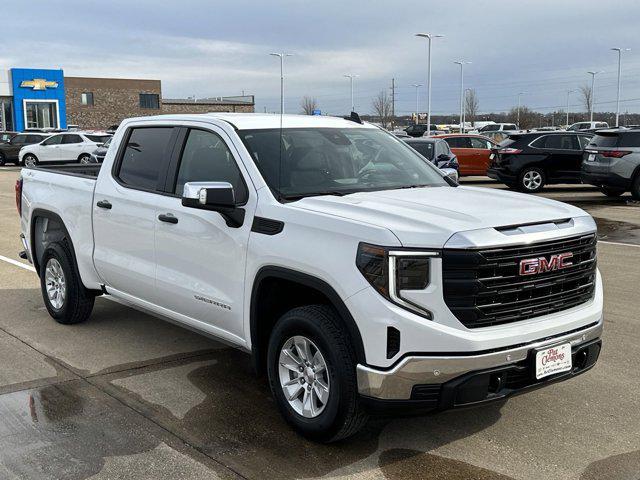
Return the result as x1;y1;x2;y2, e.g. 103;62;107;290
86;134;111;143
238;127;448;200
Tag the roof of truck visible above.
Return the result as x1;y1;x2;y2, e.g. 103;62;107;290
129;113;378;131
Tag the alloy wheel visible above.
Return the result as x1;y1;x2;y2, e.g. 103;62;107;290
523;170;542;191
278;335;330;418
45;258;66;310
24;155;36;168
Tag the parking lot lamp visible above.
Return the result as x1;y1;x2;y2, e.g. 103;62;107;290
611;48;630;127
517;92;525;127
454;61;471;133
587;71;603;122
411;83;423;124
269;53;293;114
344;74;359;112
566;89;575;127
416;33;444;136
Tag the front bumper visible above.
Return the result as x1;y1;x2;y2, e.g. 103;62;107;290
357;317;602;403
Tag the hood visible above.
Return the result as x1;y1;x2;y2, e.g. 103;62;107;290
291;185;589;247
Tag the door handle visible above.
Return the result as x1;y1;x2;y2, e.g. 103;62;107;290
96;200;112;209
158;213;178;224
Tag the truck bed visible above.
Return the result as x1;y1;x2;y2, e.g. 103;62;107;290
32;163;102;179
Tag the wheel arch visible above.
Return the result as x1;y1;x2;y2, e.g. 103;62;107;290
30;209;78;277
250;266;366;375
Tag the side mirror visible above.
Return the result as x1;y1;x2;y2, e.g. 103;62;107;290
441;168;459;185
181;181;245;227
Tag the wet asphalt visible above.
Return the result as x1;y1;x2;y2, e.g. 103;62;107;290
0;167;639;479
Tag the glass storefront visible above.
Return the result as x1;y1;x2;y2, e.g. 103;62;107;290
25;101;58;129
0;99;12;131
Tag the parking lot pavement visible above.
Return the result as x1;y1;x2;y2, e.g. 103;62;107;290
0;167;639;479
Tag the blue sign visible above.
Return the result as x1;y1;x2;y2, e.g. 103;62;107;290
312;109;321;116
11;68;67;131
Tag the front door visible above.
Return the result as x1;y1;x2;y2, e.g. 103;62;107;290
153;126;256;340
93;126;177;301
38;134;64;162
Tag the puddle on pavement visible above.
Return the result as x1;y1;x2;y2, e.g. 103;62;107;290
378;448;515;480
594;217;640;245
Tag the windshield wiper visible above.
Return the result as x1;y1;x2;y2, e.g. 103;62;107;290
280;190;354;201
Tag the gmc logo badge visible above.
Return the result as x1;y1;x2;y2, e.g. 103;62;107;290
519;252;573;276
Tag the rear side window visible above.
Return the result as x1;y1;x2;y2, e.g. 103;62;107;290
62;134;83;144
86;134;110;143
617;132;640;147
118;127;174;190
504;124;517;130
445;137;471;148
12;135;27;143
174;129;248;202
578;136;592;149
531;135;575;149
469;137;490;149
588;134;618;148
408;142;434;159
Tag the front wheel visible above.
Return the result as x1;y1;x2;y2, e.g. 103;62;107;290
267;305;367;442
518;167;546;193
22;154;38;168
79;154;91;164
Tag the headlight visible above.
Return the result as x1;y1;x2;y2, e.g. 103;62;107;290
356;243;436;319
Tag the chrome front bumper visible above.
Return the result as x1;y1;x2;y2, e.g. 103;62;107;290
357;318;603;400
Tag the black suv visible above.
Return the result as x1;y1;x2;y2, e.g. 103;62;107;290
487;132;592;192
404;124;443;137
0;133;50;166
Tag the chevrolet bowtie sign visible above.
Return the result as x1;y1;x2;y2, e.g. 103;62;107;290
20;78;58;90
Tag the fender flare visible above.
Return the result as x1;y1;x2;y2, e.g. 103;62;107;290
30;209;78;276
250;266;366;372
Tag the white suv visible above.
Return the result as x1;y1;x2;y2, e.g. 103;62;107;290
19;132;111;167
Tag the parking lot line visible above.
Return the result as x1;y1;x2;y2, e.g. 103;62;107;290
0;254;35;272
599;240;640;249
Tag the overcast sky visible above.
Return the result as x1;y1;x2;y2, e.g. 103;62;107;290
4;0;640;116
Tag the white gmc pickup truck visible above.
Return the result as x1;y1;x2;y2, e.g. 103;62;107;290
16;113;603;442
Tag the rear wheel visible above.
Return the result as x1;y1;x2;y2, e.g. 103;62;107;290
267;305;367;442
600;186;625;197
632;174;640;200
40;241;94;324
23;154;38;168
518;167;546;193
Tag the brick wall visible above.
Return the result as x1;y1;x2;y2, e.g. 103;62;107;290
65;77;162;130
161;102;254;114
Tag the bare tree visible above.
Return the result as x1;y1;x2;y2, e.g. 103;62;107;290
579;85;592;113
300;96;319;115
508;106;538;129
464;89;479;126
372;90;393;128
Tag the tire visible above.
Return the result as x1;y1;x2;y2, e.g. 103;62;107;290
0;153;5;166
40;241;94;324
267;305;368;442
517;167;546;193
600;186;625;197
78;154;91;164
632;174;640;200
22;154;38;168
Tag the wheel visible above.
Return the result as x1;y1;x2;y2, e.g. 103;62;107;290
600;186;625;197
40;241;94;324
79;154;91;164
23;154;38;168
518;167;546;193
0;153;5;166
267;305;367;442
632;174;640;200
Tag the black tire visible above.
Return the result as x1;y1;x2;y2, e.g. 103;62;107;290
600;186;625;197
267;305;368;442
78;154;91;164
22;154;38;168
632;174;640;200
0;153;5;166
40;241;94;324
517;167;546;193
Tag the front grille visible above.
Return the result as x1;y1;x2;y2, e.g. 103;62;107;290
442;234;597;328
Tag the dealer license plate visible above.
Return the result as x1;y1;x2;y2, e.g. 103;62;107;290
489;153;495;159
535;343;572;380
587;153;595;161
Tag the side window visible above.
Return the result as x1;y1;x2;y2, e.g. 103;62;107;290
62;134;82;144
469;137;488;149
11;135;26;144
446;137;471;148
26;135;43;143
118;127;174;190
530;136;546;148
174;129;248;202
409;142;434;160
578;136;592;149
42;135;63;146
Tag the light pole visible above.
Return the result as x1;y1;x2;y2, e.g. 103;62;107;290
415;33;444;136
611;48;630;127
517;92;526;126
411;83;423;124
343;74;359;112
566;89;575;127
269;52;293;114
454;61;471;133
587;71;603;122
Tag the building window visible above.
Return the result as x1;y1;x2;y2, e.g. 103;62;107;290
139;93;160;109
81;92;94;106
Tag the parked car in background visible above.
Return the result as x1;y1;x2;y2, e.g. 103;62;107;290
476;123;519;134
89;136;112;163
582;129;640;199
391;129;411;138
487;131;592;192
567;121;609;132
404;124;446;137
0;131;18;143
433;134;496;176
0;133;50;166
19;132;110;167
403;137;459;173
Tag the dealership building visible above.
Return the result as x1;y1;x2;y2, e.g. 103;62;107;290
0;67;255;132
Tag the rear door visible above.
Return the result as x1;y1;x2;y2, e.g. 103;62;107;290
536;134;582;181
58;134;85;162
152;126;256;340
93;126;178;301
